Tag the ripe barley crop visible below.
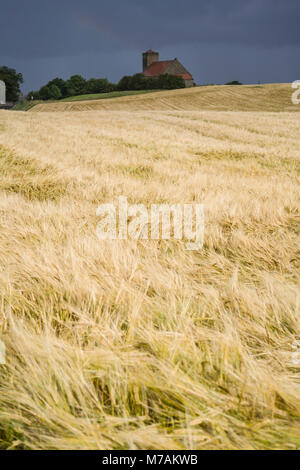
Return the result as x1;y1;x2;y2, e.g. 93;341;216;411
0;86;300;449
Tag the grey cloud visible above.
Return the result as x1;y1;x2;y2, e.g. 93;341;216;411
0;0;299;91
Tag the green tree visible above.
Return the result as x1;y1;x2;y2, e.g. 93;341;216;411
84;78;99;94
118;73;185;91
0;66;23;102
85;78;113;94
147;77;160;89
39;86;51;100
118;76;132;91
66;75;86;96
158;74;185;89
47;78;68;98
130;74;148;90
48;84;62;100
37;84;62;101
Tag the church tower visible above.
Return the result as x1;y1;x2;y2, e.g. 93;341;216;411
143;50;159;72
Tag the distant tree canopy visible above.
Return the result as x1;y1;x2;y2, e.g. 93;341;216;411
47;78;68;98
118;73;185;91
66;75;86;96
85;78;115;94
0;66;24;102
225;80;243;85
28;72;186;101
28;75;116;101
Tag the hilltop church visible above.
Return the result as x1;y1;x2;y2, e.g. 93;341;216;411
142;50;194;88
0;80;5;105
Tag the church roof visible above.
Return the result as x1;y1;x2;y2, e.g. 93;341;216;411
143;60;193;81
144;60;174;77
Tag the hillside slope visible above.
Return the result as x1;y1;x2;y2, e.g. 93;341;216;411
30;83;300;113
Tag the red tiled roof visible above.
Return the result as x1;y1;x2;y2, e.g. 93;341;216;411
143;60;175;77
144;60;193;80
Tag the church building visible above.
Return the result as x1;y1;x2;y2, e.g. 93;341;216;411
142;50;194;87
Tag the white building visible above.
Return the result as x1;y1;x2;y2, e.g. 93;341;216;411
0;80;6;104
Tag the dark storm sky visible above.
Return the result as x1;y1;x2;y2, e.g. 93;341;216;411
1;0;299;92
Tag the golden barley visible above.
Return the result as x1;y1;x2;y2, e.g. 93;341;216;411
0;84;299;449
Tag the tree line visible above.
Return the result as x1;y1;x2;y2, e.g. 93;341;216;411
28;73;185;101
0;66;244;103
118;73;185;91
0;66;186;103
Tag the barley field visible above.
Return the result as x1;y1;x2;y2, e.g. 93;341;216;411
0;84;300;450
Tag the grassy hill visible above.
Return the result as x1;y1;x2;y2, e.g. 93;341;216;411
30;83;300;113
61;89;162;102
0;90;299;449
